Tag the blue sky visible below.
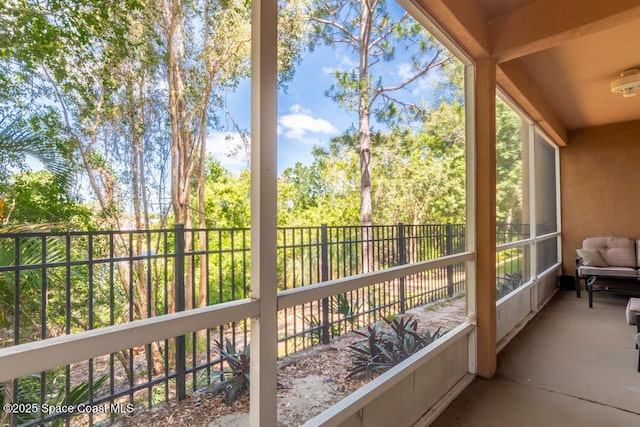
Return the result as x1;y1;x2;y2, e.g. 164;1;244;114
206;5;448;174
207;44;358;174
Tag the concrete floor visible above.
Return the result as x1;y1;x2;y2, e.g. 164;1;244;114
431;290;640;426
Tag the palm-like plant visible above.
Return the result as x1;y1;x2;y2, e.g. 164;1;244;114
347;316;444;379
0;226;72;344
0;116;73;190
210;338;250;405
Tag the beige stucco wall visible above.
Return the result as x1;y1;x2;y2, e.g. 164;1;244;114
560;119;640;274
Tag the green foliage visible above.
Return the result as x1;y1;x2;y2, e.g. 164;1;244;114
0;228;120;350
204;158;251;229
0;116;74;190
202;160;251;303
278;140;361;226
49;375;109;427
0;374;108;426
208;249;251;305
0;0;144;143
302;294;362;345
384;313;398;323
310;0;450;127
332;293;361;325
210;338;250;405
373;103;466;224
303;314;324;345
496;272;524;300
347;316;444;378
277;0;313;88
272;62;522;230
0;170;91;227
0;374;43;425
278;95;468;227
496;98;525;225
303;313;340;346
309;0;457;231
0;0;142;69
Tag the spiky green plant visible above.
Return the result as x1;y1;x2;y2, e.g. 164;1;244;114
0;374;108;426
347;316;444;379
332;293;362;325
496;272;524;299
0;117;73;189
303;313;340;345
210;338;250;405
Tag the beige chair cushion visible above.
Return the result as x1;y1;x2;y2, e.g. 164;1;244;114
583;236;637;268
576;248;608;267
578;265;639;278
626;298;640;325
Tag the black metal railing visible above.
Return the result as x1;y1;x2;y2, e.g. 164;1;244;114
275;223;468;355
0;222;530;426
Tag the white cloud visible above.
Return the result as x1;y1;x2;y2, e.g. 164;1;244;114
206;132;250;171
397;63;414;80
339;54;358;70
322;52;358;75
396;62;445;96
278;104;338;142
289;104;309;115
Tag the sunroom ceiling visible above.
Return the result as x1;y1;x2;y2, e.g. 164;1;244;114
476;0;539;21
482;0;640;132
516;17;640;130
417;0;640;141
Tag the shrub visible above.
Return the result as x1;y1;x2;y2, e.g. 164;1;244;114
210;338;250;405
347;316;444;379
496;272;524;299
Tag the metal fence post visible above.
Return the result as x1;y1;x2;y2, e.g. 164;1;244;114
398;223;406;313
446;223;454;296
320;224;330;344
175;223;186;401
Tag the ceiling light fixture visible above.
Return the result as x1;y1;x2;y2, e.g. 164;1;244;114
611;68;640;98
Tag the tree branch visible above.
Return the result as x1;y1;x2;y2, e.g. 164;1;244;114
310;16;360;51
371;52;452;104
369;12;409;51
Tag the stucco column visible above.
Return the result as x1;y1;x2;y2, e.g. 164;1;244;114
475;58;497;379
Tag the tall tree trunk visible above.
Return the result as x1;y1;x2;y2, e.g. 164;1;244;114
164;0;215;313
359;112;373;273
359;1;374;273
197;121;208;310
198;0;212;312
166;0;186;312
67;99;165;375
128;79;165;375
196;110;208;341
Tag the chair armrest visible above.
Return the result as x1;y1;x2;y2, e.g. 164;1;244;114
575;256;584;277
575;257;583;298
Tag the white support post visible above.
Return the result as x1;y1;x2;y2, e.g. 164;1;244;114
528;125;538;311
250;0;278;425
464;62;478;375
474;58;497;379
